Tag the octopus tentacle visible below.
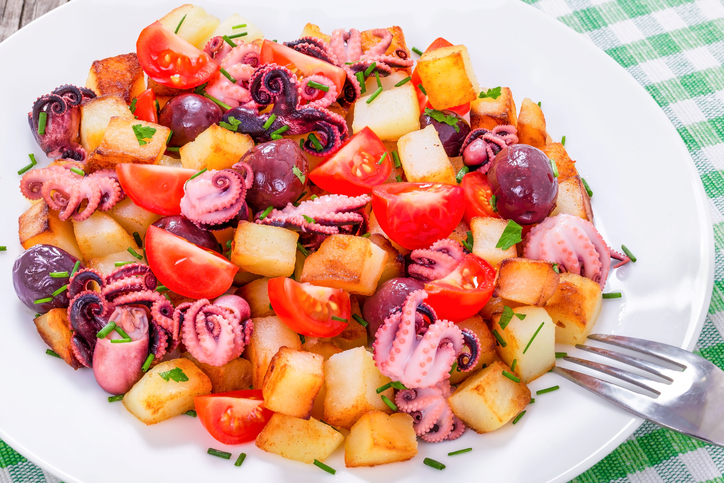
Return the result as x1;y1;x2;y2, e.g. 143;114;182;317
68;268;104;299
205;41;261;108
67;290;111;366
459;329;481;371
409;238;466;282
298;75;338;109
285;37;338;64
88;170;124;211
256;194;369;235
28;85;90;161
461;125;518;172
395;381;465;442
180;167;249;229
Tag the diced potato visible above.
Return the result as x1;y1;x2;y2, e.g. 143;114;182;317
448;360;531;433
33;309;81;369
231;221;299;277
361;26;410;62
364;71;410;93
181;353;252;393
73;211;139;261
470;87;517;130
324;347;394;429
545;272;602;345
517;98;547;150
255;413;344;464
494;258;559;306
86;53;144;103
368;234;404;285
179;124;254;171
491;306;556;383
237;277;275;318
352;83;420;141
550;176;593;222
80;95;134;152
300;23;331;43
470;217;518;268
106;197;162;240
544;142;578;181
201;14;264;47
262;347;324;419
300;235;388;296
332;297;367;350
19;201;82;260
345;411;417;467
123;359;212;425
87;250;146;276
244;316;302;389
479;295;522;321
87;118;170;171
303;338;343;360
156;154;183;168
416;45;479;110
159;4;220;49
449;315;499;385
397;125;456;184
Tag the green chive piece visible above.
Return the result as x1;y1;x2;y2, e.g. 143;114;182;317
523;322;545;354
537;101;542;107
310;195;317;200
232;23;247;29
194;82;208;95
361;232;371;238
108;395;124;402
258;206;274;220
496;220;523;250
141;353;154;372
313;459;336;475
49;271;69;278
34;297;53;304
129;98;137;114
462;230;474;252
190;168;207;180
395;175;402;182
603;292;622;299
70;260;81;276
291;165;305;184
227;32;248;39
202;92;232;110
492;329;507;347
308;133;323;152
222;35;236;47
364;62;377;77
166;146;180;152
449;361;458;375
380;394;397;411
115;326;130;340
18;153;38;175
536;385;560;395
581;177;593;197
511;359;518;372
38;111;47;136
423;458;445;470
297;242;309;257
70;167;85;176
111;338;132;344
175;14;187;34
490;194;498;212
530;398;536;403
155;285;169;293
185;410;197;417
549;158;559;177
503;370;521;383
376;382;392;394
299;138;305;150
395;76;412;87
378;152;388;165
366;86;383;104
356;71;366;94
130;232;143;249
234;453;247;467
0;246;6;251
270;125;290;137
207;448;232;459
115;261;135;267
302;215;316;224
51;284;68;297
164;292;172;302
417;83;427;96
375;71;382;89
456;165;469;184
352;314;368;328
448;448;472;456
270;134;283;141
512;410;527;424
220;67;237;84
46;349;60;358
621;245;637;262
392;150;401;168
97;321;117;339
553;263;560;273
307;80;330;92
127;247;143;260
412;47;424;56
499;306;515;330
293;190;308;206
263;114;277;130
561;135;566;146
555;352;568;358
331;315;347;323
166;130;173;145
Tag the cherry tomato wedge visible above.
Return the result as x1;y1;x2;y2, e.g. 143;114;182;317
136;21;219;89
195;390;273;445
131;88;158;123
371;182;465;250
412;37;470;116
116;164;196;216
145;225;238;299
309;127;391;196
260;39;346;95
268;277;351;337
461;171;501;223
425;254;496;322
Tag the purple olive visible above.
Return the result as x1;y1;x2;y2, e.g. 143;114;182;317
13;244;82;313
420;109;471;157
159;94;223;146
362;277;425;339
152;216;222;252
241;139;308;211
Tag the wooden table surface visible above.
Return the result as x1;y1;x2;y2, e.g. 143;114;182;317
0;0;69;42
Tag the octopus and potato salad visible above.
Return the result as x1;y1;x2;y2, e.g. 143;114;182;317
13;3;633;473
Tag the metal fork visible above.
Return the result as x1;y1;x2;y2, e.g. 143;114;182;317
553;334;724;446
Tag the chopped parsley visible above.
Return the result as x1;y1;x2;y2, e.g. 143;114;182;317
132;124;156;146
496;220;523;250
219;116;241;132
159;367;189;382
479;86;502;99
425;108;460;133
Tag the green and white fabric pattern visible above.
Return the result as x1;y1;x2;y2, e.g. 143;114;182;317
3;0;724;481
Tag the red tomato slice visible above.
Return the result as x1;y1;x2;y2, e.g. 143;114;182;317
195;390;273;445
131;88;158;123
412;37;470;116
425;254;496;322
260;39;346;96
309;127;391;196
136;21;219;89
145;225;238;299
461;171;501;223
371;182;465;251
116;164;196;216
268;277;351;337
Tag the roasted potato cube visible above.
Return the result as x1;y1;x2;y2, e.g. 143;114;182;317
106;197;162;240
300;23;331;43
244;316;302;389
544;142;578;182
332;297;367;350
470;217;518;268
345;411;417;467
449;315;499;385
87;250;146;276
73;211;139;261
517;98;547;150
88;118;170;171
550;176;594;222
156;154;183;168
305;339;343;421
491;306;556;383
479;295;523;321
361;26;410;61
255;413;344;464
19;201;82;260
470;87;517;130
352;83;420;141
159;4;220;49
368;234;405;285
80;95;134;152
545;272;602;345
179;124;254;171
237;277;275;318
147;78;191;98
300;234;388;296
34;309;81;369
448;360;531;433
86;53;144;103
201;14;264;46
123;359;212;425
397;125;456;184
324;347;394;429
416;45;479;110
262;347;324;419
181;353;252;393
231;221;299;277
494;258;559;306
364;71;411;93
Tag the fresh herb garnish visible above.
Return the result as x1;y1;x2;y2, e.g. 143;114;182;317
331;315;347;323
537;101;542;107
496;220;523;250
555;352;568;358
228;32;248;39
298;333;305;344
395;76;412;87
553;263;560;273
352;314;368;328
561;135;566;146
129;98;137;114
51;285;68;297
479;86;501;99
108;395;124;402
549;158;559;177
581;177;593;197
376;381;406;394
232;23;247;29
423;458;445;470
502;370;520;383
302;214;316;224
262;114;277;130
49;271;69;278
356;71;366;94
37;111;47;136
378;152;388;165
537;385;560;395
189;168;207;180
307;80;330;92
392;150;401;168
417;83;427;96
411;47;423;56
308;133;323;152
175;14;187;34
70;167;85;176
511;359;518;371
110;338;132;344
70;260;81;276
490;194;498;212
202;92;231;110
375;71;382;89
234;453;247;467
219;116;241;132
366;86;383;104
132;124;156;146
492;329;507;347
395;175;402;182
270;125;289;138
18;153;37;175
159;367;189;382
380;394;397;411
46;349;60;358
221;35;236;47
297;242;309;257
461;230;473;252
207;448;232;459
364;62;377;77
127;247;143;260
456;166;469;184
425;108;460;133
512;410;527;424
523;322;545;354
34;297;53;304
448;448;472;456
621;245;637;262
314;459;336;475
258;206;274;220
603;292;622;299
156;285;168;293
133;232;143;248
292;165;306;184
114;261;133;267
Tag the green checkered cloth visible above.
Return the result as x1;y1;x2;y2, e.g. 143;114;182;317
4;0;724;481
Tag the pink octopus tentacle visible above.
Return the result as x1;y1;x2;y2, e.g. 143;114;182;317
365;28;393;57
395;381;465;442
461;125;519;172
409;238;466;282
180;168;249;228
256;193;369;235
298;75;338;109
66;177;103;222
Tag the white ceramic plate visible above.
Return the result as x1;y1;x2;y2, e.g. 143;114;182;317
0;1;713;482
